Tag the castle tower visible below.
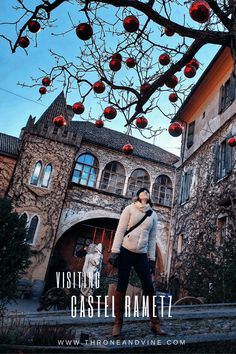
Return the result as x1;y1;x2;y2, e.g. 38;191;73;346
7;92;80;298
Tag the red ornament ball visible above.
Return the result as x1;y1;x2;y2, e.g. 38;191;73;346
109;59;122;71
103;106;117;120
189;0;210;23
53;116;67;127
93;81;106;94
136;116;148;129
123;143;134;155
76;23;93;40
123;16;139;33
188;58;200;70
72;102;85;114
169;93;178;103
39;87;47;95
164;27;175;36
184;64;197;78
28;20;41;33
42;77;51;87
140;83;151;94
159;53;170;66
165;75;178;89
126;57;136;68
168;122;183;137
112;53;122;61
228;137;236;147
95;119;104;128
18;36;30;48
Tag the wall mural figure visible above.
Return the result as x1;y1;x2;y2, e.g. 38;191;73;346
80;243;103;297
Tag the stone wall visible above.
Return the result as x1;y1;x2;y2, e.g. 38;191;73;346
6;124;177;298
58;140;175;274
7;131;78;287
0;155;16;197
179;47;235;163
169;115;236;295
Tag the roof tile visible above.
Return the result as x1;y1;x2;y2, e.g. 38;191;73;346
70;121;179;166
0;133;19;157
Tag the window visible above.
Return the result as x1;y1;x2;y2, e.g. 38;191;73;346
27;215;39;244
53;126;58;134
126;169;150;198
30;161;42;186
216;216;228;245
214;140;232;181
152;175;172;206
74;237;92;258
219;74;236;113
30;161;53;188
178;170;192;204
72;153;98;188
41;164;52;188
177;234;184;255
100;161;125;195
20;213;29;243
187;121;195;149
20;213;28;225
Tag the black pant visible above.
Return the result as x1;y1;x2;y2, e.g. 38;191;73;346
116;246;155;295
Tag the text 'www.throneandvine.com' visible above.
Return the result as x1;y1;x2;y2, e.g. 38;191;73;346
57;339;186;346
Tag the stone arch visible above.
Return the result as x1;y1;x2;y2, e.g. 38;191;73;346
71;152;100;188
99;160;126;195
126;168;150;198
57;209;120;241
152;174;173;207
74;150;100;168
45;213;120;291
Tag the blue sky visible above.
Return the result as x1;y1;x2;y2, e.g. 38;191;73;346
0;1;220;156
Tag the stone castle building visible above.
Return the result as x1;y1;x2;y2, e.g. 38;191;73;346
1;47;236;301
169;47;236;299
0;92;178;299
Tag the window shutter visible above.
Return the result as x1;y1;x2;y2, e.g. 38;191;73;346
186;170;192;201
229;74;236;103
225;141;233;174
213;144;220;182
187;122;195;149
178;173;183;205
218;85;224;114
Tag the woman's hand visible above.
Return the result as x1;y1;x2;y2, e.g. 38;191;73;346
149;260;156;275
108;253;119;268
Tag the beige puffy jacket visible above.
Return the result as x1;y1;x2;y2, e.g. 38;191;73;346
111;202;157;261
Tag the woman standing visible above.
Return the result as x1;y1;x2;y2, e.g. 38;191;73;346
109;188;166;337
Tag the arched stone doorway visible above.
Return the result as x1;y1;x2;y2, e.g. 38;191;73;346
44;217;119;291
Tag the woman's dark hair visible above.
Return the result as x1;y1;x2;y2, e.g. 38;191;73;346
133;188;153;207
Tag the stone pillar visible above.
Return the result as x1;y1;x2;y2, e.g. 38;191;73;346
123;175;130;196
96;166;105;190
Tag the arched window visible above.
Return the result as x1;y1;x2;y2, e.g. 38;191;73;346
41;164;52;188
30;161;42;186
27;215;39;244
126;169;150;198
153;175;173;206
71;153;98;188
20;213;28;226
100;161;125;195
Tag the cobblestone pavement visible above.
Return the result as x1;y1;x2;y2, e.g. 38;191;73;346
4;302;236;352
